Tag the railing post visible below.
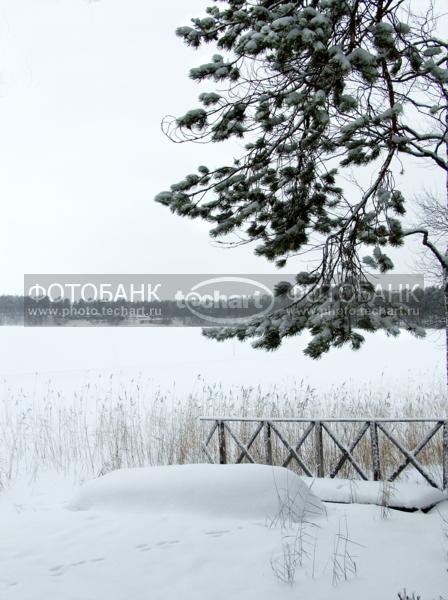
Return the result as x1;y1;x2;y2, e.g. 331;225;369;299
200;416;448;487
315;421;324;478
370;421;381;481
443;420;448;491
218;420;227;465
264;421;273;465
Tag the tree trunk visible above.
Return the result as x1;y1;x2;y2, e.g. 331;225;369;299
444;94;448;392
445;266;448;393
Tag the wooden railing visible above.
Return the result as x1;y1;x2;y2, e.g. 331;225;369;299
200;417;448;490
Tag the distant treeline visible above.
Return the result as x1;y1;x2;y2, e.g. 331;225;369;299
0;287;445;327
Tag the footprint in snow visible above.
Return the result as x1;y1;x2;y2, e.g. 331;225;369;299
50;557;104;575
49;565;66;576
205;530;230;538
136;544;152;552
155;540;180;547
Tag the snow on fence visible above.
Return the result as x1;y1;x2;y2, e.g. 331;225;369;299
200;417;448;490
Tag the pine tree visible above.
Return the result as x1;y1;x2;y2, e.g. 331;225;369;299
156;0;447;361
414;190;448;385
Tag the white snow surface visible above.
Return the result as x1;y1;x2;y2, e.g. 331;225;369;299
69;464;324;522
1;468;447;600
304;477;448;510
0;327;445;397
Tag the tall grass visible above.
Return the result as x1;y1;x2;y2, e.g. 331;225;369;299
0;375;446;488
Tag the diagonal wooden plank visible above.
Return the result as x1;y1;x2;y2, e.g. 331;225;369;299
235;421;265;464
283;422;315;468
239;420;265;458
322;423;369;480
204;421;218;446
223;422;259;464
376;423;440;489
202;441;215;464
329;422;370;478
388;421;442;482
201;421;218;464
269;422;313;477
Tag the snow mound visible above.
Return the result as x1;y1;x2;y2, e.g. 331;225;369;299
303;477;447;511
69;464;324;522
429;499;448;518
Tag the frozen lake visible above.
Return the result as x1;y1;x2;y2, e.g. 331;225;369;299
0;326;444;399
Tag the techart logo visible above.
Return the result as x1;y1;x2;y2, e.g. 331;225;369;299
175;277;275;325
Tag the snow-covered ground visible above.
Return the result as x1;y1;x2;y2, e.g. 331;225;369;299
0;329;446;598
0;327;445;397
0;465;447;600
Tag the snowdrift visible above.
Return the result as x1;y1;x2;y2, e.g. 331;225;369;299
303;477;447;511
69;464;324;522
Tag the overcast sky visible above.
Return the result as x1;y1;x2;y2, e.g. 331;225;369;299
0;0;445;294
